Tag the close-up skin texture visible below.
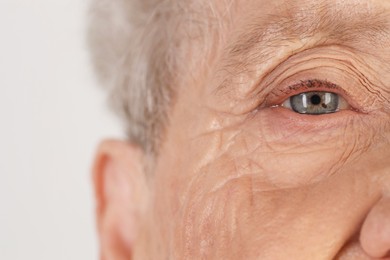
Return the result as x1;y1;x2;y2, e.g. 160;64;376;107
90;0;390;259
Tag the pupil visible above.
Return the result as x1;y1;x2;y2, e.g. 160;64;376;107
310;94;321;105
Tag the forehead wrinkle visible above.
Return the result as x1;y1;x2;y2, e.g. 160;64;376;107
215;0;390;96
227;1;390;59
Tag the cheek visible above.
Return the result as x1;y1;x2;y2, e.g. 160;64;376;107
173;175;253;259
150;91;390;258
164;164;379;259
167;167;299;259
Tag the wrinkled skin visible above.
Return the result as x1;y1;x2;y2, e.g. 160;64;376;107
94;0;390;259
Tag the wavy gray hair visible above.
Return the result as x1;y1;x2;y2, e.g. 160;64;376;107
88;0;184;155
88;0;224;156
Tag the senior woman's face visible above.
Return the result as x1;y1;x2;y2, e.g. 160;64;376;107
94;0;390;259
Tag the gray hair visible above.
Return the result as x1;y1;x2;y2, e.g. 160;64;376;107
88;0;183;155
88;0;226;156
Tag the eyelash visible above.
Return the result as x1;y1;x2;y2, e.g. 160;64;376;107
281;79;339;95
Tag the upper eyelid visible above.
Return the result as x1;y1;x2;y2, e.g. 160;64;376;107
218;45;384;115
280;79;344;96
256;45;378;105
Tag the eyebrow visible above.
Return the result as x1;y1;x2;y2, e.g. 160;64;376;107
216;2;390;94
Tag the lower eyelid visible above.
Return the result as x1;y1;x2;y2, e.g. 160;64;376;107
264;106;359;131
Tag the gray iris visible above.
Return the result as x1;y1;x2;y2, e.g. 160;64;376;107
290;92;339;115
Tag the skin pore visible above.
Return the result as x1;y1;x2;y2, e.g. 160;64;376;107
93;0;390;259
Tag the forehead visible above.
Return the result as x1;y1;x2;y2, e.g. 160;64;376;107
187;0;390;62
224;0;390;57
223;0;389;15
202;0;390;36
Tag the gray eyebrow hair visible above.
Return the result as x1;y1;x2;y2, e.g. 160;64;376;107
216;4;390;95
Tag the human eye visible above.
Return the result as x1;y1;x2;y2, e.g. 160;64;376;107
267;79;355;116
282;91;350;115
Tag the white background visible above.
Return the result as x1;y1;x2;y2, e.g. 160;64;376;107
0;0;123;259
